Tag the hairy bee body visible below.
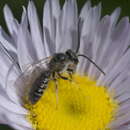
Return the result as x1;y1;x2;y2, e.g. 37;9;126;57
29;70;51;104
15;49;104;105
28;51;79;104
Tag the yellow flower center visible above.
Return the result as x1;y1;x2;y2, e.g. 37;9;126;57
25;74;117;130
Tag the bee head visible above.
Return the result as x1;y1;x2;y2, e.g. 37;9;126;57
65;49;79;64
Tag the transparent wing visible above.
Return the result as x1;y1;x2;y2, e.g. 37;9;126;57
13;56;52;104
23;56;52;72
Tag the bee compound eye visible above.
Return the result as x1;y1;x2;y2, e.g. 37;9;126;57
56;54;66;62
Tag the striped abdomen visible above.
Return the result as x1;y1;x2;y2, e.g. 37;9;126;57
29;71;51;104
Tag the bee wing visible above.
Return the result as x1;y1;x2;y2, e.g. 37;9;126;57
14;56;52;104
23;56;52;72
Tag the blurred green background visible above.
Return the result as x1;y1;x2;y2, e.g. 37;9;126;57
0;0;130;129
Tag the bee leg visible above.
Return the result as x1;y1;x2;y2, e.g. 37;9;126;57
57;73;69;80
55;80;59;110
68;72;73;82
52;72;59;109
67;68;74;82
67;70;80;87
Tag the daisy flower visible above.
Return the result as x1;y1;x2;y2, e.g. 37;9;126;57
0;0;130;130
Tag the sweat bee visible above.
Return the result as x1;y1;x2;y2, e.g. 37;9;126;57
13;49;105;105
29;50;79;104
8;19;105;105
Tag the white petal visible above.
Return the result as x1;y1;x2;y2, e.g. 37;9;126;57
109;113;130;129
77;3;101;74
3;5;19;35
0;43;20;89
114;82;130;98
43;0;60;56
10;124;32;130
6;112;31;128
0;106;30;128
21;6;27;24
27;1;46;60
17;17;38;71
56;0;78;52
97;17;130;84
113;126;130;130
97;48;130;88
80;1;91;20
5;70;23;105
0;107;9;124
108;70;130;96
6;82;22;105
0;44;22;105
116;100;130;118
0;93;27;115
0;27;16;54
0;106;31;129
88;8;121;78
110;7;121;26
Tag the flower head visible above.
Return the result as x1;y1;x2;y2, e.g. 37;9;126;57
0;0;130;130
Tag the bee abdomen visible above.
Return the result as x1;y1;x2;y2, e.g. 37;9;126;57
29;71;51;104
30;81;49;104
34;83;48;99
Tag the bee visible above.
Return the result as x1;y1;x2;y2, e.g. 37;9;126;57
14;49;104;105
8;20;105;105
28;50;79;104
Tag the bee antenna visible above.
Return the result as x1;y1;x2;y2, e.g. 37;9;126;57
76;18;82;53
78;54;105;75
